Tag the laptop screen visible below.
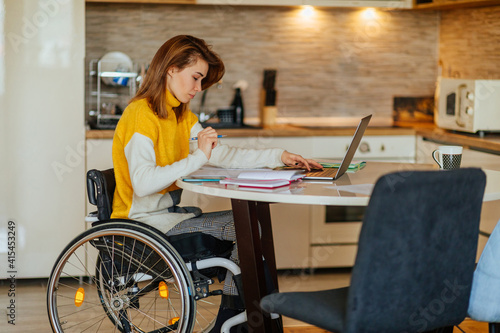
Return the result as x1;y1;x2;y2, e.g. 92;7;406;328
334;114;372;179
304;114;372;180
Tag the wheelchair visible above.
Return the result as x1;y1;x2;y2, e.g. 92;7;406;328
47;169;246;333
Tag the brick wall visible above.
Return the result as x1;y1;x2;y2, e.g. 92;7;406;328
86;3;440;121
440;6;500;80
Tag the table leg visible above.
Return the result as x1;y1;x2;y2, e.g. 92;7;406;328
231;199;274;333
256;202;279;292
256;202;284;332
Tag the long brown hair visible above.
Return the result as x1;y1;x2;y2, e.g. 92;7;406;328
132;35;225;120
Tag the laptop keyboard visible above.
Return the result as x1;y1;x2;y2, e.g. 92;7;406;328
306;168;338;177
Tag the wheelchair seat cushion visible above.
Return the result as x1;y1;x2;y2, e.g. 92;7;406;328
167;232;234;262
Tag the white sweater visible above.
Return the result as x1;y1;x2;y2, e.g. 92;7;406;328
124;121;285;233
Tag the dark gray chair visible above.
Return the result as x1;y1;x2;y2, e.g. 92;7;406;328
261;168;487;333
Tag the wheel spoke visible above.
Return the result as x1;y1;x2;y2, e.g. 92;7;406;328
47;223;220;333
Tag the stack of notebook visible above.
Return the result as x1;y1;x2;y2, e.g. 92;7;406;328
219;170;305;189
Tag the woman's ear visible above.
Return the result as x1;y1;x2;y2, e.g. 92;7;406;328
167;66;178;77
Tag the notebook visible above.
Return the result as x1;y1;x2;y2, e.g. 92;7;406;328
304;114;372;180
219;169;305;188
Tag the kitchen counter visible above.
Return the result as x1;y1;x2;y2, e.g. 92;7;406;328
86;123;500;155
415;127;500;155
86;124;416;139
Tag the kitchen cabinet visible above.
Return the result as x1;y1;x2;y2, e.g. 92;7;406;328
86;139;114;172
303;0;412;8
223;135;415;162
86;0;412;8
416;135;500;261
414;0;500;9
85;139;114;217
86;0;195;3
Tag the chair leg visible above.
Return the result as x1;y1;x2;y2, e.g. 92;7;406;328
489;323;500;333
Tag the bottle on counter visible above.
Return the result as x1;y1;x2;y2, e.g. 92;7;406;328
231;87;244;126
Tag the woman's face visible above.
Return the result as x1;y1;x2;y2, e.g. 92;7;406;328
167;58;209;104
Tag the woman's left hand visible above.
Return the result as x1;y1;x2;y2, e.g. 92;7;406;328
281;151;323;171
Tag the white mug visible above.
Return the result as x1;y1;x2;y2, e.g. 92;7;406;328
432;146;463;170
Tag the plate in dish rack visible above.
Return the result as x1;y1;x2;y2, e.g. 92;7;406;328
99;51;133;86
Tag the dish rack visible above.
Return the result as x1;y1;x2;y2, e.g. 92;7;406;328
87;59;139;129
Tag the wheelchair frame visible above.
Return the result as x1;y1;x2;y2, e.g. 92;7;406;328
46;169;247;333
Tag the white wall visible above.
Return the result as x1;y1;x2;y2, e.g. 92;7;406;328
0;0;86;278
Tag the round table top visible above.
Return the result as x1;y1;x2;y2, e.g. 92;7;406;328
177;162;500;206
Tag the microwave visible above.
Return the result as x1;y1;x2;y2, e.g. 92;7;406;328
435;77;500;134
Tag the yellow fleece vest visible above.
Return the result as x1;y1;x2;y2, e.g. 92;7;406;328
111;92;198;219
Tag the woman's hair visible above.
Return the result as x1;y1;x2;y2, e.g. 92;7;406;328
131;35;225;120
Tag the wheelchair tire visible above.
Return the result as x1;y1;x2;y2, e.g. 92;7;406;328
47;221;198;333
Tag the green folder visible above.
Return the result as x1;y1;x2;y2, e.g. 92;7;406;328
319;161;366;171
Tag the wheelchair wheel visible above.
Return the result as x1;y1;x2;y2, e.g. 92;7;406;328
47;222;198;333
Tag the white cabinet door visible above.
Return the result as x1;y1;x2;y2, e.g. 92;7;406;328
225;135;416;162
86;139;114;171
221;137;312;158
310;135;415;161
269;204;311;270
85;139;114;217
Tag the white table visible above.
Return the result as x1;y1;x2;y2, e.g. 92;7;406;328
177;162;500;333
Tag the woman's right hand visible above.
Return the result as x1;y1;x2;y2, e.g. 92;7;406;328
197;127;219;160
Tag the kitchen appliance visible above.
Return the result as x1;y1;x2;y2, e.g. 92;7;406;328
435;77;500;134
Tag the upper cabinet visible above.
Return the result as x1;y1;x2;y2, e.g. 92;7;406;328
86;0;500;8
85;0;196;3
414;0;500;9
198;0;413;8
86;0;413;8
302;0;412;8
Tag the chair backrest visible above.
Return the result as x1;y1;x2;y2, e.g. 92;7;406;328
87;169;116;220
345;168;486;333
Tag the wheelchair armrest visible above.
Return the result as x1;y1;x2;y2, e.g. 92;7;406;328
87;175;98;206
86;169;115;221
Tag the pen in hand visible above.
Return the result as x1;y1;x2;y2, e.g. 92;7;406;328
189;135;227;141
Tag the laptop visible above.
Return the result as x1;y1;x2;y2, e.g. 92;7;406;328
304;114;372;180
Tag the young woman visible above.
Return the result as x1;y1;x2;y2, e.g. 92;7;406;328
111;34;322;332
